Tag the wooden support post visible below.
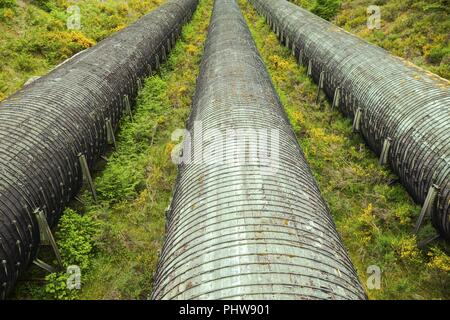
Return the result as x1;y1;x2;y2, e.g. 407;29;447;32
124;95;133;122
298;50;303;65
147;63;152;75
307;59;312;77
352;108;362;132
74;196;85;205
316;71;325;104
155;54;160;70
379;137;392;166
332;87;340;110
162;46;167;62
78;153;98;202
418;234;441;249
33;259;57;273
106;118;116;149
414;184;440;234
32;208;63;272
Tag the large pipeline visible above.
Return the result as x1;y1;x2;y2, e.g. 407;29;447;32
151;0;366;300
0;0;199;298
250;0;450;240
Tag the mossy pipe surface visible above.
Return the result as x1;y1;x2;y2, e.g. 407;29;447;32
250;0;450;240
151;0;366;300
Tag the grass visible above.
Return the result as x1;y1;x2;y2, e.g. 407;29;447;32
11;0;212;300
291;0;450;80
240;0;450;300
0;0;165;101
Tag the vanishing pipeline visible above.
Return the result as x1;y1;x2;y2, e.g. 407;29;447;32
152;0;366;300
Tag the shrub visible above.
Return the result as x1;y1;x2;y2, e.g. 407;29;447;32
392;236;422;265
427;247;450;272
15;30;95;63
1;7;14;20
38;208;99;300
44;272;78;300
14;54;38;72
55;208;98;270
311;0;341;21
426;45;450;64
95;155;147;202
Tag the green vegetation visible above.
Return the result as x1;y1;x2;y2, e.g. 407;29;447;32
0;0;164;101
12;0;212;300
6;0;449;300
240;0;450;299
43;209;98;300
291;0;450;79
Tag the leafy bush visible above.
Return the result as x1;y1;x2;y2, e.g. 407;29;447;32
95;155;147;202
44;272;78;300
36;208;99;300
0;0;16;8
311;0;341;21
13;54;39;72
